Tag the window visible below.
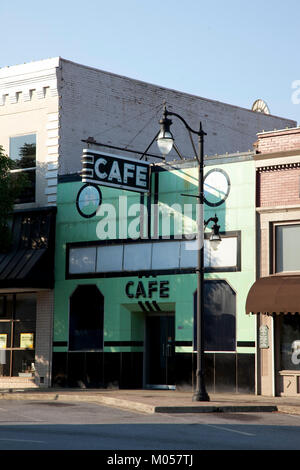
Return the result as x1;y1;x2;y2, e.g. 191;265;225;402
69;285;104;351
279;314;300;371
123;243;151;271
152;241;181;269
67;233;240;277
275;224;300;273
97;245;123;272
9;134;36;203
194;280;236;351
0;293;36;377
69;247;97;274
204;237;237;269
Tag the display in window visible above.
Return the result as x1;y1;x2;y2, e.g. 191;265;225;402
18;359;35;377
0;336;7;376
20;332;34;349
0;334;7;349
280;314;300;370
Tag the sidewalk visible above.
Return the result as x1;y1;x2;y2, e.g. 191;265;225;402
1;387;300;415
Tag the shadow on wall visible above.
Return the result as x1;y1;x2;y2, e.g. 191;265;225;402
154;166;227;241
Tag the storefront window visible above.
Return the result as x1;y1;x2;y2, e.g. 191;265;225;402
280;314;300;371
0;293;36;377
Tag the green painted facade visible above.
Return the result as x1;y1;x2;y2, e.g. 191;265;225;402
53;156;256;364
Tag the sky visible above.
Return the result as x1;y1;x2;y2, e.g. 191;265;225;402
2;0;300;124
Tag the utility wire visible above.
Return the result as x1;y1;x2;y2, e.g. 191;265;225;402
167;102;267;140
124;106;161;149
91;103;162;140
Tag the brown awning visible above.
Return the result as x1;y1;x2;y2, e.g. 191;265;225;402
246;274;300;315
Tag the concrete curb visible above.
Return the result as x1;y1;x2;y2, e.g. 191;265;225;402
154;405;278;413
0;391;279;414
277;406;300;416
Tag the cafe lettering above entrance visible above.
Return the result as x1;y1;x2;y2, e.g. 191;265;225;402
81;149;150;193
125;280;170;299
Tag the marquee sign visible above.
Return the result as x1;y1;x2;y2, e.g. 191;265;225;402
81;149;151;193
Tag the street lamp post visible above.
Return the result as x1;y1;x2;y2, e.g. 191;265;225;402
157;106;221;401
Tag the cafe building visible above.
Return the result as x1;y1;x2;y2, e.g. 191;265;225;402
246;126;300;396
0;57;295;390
52;149;257;392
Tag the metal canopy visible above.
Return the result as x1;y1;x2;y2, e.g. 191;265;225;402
0;207;56;289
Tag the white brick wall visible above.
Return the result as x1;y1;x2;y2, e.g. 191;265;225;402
0;58;60;208
34;291;54;387
58;58;296;175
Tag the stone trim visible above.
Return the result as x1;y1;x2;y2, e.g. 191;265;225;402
45;112;60;205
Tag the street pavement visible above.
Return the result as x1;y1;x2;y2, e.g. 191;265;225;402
1;387;300;415
1;399;300;450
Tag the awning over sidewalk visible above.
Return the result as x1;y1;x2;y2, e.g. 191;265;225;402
0;207;56;289
246;274;300;315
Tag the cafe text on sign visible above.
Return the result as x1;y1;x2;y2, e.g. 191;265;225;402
125;280;170;299
81;150;151;193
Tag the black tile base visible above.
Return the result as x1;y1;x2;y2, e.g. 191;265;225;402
52;352;255;392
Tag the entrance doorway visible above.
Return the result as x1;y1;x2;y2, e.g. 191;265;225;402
144;313;175;389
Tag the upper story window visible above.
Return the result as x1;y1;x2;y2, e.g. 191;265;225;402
275;223;300;273
9;134;36;204
67;233;241;278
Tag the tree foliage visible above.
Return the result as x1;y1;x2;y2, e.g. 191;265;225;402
0;145;29;252
12;142;36;169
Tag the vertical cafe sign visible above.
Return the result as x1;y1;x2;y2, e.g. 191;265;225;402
81;149;151;193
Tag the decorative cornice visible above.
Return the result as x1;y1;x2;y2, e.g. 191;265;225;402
256;162;300;173
254;148;300;161
0;66;59;105
257;127;300;137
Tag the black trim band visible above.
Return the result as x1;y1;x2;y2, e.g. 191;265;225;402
104;341;144;347
58;173;81;183
104;341;193;347
237;341;255;347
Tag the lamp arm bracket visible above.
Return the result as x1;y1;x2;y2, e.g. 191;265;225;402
139;130;161;160
204;215;218;228
166;110;207;137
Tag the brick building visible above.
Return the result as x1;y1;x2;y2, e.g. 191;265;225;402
247;127;300;396
0;57;296;389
